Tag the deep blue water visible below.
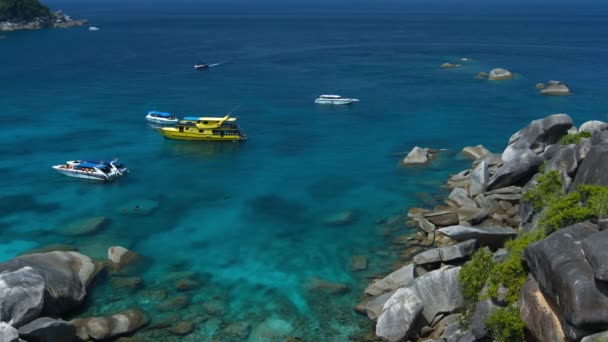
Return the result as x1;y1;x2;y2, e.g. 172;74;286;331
1;1;608;340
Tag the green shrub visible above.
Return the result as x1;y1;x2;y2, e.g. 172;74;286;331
559;131;592;145
486;231;544;304
523;170;562;210
458;248;495;301
485;306;526;342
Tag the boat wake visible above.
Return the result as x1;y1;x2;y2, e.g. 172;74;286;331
208;62;224;67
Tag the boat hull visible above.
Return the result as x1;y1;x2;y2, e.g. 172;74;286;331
53;166;113;181
158;128;245;141
314;98;359;105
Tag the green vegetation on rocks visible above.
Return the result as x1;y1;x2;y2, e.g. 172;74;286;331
458;248;495;302
558;131;592;145
485;306;526;342
0;0;51;21
523;170;562;210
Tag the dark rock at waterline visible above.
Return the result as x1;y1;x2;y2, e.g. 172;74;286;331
571;143;608;191
523;222;608;337
582;230;608;282
0;267;45;327
519;275;566;342
488;148;543;190
18;317;77;342
0;322;19;342
0;251;98;316
71;309;149;341
438;225;516;249
501;114;573;162
540;81;571;96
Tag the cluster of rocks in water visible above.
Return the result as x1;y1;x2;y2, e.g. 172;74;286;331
359;113;608;341
0;10;87;32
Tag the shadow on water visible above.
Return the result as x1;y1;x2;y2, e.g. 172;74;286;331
0;194;60;216
158;140;246;159
243;193;310;227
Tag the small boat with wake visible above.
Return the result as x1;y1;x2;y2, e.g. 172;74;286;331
146;111;178;125
314;94;359;105
52;159;128;182
194;62;210;70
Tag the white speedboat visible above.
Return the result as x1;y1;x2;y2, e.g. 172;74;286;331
53;160;125;182
146;111;178;125
314;94;359;105
194;62;209;70
70;159;129;176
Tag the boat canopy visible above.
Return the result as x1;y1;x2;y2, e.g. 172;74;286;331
319;95;342;99
75;162;103;169
149;111;172;117
183;116;200;121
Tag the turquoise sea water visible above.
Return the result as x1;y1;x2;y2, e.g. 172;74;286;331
2;1;608;339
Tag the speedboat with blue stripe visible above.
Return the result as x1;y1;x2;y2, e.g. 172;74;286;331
146;111;178;125
52;159;128;181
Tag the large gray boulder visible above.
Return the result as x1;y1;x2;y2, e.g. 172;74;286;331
545;144;578;176
582;230;608;282
365;264;416;296
0;252;97;315
571;144;608;190
414;266;463;323
18;317;77;342
523;222;608;337
488;149;543;190
413;249;441;265
376;287;424;342
438;225;517;248
591;130;608;146
540;81;571;96
502;114;573;162
71;309;148;341
579;120;608;134
0;267;45;327
365;290;396;320
469;161;489;197
403;147;430;165
0;322;19;342
446;188;476;208
576;138;592;161
424;210;459;227
461;145;491;160
519;276;566;342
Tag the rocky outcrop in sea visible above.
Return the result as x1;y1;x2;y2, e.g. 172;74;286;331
0;10;87;32
357;114;608;341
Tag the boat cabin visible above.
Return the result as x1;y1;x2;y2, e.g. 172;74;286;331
148;111;176;120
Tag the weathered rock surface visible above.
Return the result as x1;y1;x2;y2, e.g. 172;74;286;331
376;287;423;342
424;210;459;227
571;143;608;190
457;206;488;225
577;138;592;161
581;331;608;342
0;267;45;327
580;120;608;134
365;290;396;320
72;309;148;341
413;248;441;265
403;146;430;165
461;145;491;160
523;222;608;337
18;317;77;342
470;299;498;340
438;225;516;248
412;216;436;234
502;114;573;162
446;188;476;208
519;276;566;342
487;68;512;80
582;230;608;282
414;240;476;266
414;266;463;323
365;264;415;296
546;144;578;176
488;148;543;190
540;81;571;96
0;322;18;342
474;194;503;215
108;246;142;273
0;251;97;315
469;161;489;197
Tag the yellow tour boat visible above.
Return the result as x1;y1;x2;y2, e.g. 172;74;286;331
157;114;246;141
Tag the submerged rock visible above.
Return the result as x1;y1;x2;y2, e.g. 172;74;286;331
248;317;293;342
402;146;430;165
0;251;98;315
222;321;251;340
307;278;349;295
117;199;159;216
71;309;148;341
487;68;513;80
540;80;571;95
323;210;357;226
18;317;76;342
350;255;369;271
0;266;45;327
108;246;145;274
168;321;194;335
59;216;109;236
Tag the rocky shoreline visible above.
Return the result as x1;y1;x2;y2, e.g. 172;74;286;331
357;114;608;341
0;10;87;32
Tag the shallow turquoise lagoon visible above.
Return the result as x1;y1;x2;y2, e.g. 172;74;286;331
1;1;608;339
